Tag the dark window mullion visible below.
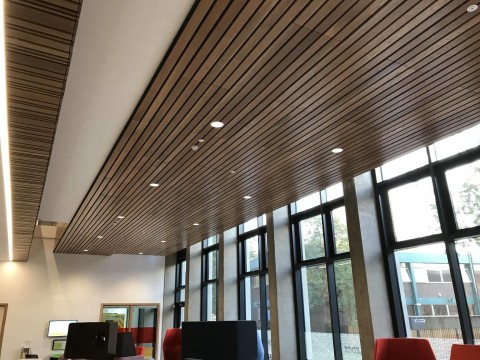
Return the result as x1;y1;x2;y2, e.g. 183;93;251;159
259;274;269;360
327;262;343;360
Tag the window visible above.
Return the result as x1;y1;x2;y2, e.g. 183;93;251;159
377;124;480;359
291;187;360;360
201;236;218;321
174;249;186;328
238;215;270;359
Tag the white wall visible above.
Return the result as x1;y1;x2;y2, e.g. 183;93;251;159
0;237;165;360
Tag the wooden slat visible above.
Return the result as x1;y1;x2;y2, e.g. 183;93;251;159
6;0;82;260
53;0;480;256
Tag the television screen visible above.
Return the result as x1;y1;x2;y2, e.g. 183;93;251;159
47;320;77;337
64;322;117;360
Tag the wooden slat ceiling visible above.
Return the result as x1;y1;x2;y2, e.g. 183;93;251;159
6;0;82;260
54;0;480;256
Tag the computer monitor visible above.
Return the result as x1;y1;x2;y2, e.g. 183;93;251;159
182;321;258;360
64;322;117;360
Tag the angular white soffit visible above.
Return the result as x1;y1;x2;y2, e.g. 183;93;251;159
38;0;195;223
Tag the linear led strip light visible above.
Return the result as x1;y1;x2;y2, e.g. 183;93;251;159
0;0;13;261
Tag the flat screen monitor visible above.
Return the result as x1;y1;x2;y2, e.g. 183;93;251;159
64;322;117;360
47;320;77;337
182;321;258;360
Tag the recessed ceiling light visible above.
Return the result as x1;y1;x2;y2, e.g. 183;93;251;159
149;183;159;187
244;195;252;199
467;4;478;12
332;148;343;153
161;240;166;243
230;170;236;174
210;121;224;128
193;223;199;226
198;139;204;143
97;235;104;239
83;249;88;252
191;145;198;151
138;252;143;255
117;215;125;219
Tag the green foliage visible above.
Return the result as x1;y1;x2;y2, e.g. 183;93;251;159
458;166;480;227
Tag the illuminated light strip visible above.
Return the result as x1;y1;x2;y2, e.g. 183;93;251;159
0;0;13;261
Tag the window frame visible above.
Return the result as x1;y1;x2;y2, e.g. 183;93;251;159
201;236;219;321
238;215;269;360
174;249;186;328
290;196;355;360
376;145;480;344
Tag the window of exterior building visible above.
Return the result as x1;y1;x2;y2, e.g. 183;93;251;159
238;215;270;359
201;235;218;321
174;249;186;328
291;187;360;360
377;124;480;359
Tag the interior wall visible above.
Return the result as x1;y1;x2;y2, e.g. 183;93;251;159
0;237;165;360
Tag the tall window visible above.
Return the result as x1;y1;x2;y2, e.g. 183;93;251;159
290;184;360;360
377;124;480;360
174;249;186;328
201;235;218;321
238;215;270;359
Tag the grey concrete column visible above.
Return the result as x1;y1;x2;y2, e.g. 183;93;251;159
267;207;298;360
344;172;394;360
219;227;238;320
160;253;176;360
185;242;202;321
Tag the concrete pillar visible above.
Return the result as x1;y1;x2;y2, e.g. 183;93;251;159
160;253;176;360
185;242;202;321
343;172;394;360
219;227;238;320
267;207;298;360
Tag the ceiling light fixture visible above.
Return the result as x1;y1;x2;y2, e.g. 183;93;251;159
138;252;143;255
230;170;236;174
467;4;478;12
193;223;199;226
198;139;204;143
149;183;159;187
161;240;166;243
191;145;198;151
83;249;89;252
331;148;344;154
210;121;224;128
97;235;104;239
244;195;252;199
117;215;125;219
0;0;13;261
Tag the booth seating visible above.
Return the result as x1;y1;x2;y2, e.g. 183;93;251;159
450;344;480;360
163;328;182;360
374;338;436;360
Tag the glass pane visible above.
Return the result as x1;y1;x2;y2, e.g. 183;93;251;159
180;260;186;286
245;237;259;272
445;159;480;229
131;306;157;359
378;148;429;181
261;214;267;227
300;215;325;260
245;276;261;330
455;237;480;344
301;265;334;360
325;182;343;202
396;243;462;360
431;123;480;161
332;206;349;254
179;288;185;302
335;261;361;360
203;235;218;247
206;283;217;321
243;217;259;233
102;306;129;328
266;275;271;359
207;250;218;280
388;177;442;241
295;192;320;213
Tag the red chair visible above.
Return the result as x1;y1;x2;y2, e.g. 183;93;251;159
163;328;182;360
450;344;480;360
374;338;436;360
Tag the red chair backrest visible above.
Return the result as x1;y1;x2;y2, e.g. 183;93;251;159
374;338;436;360
451;344;480;360
163;328;182;360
